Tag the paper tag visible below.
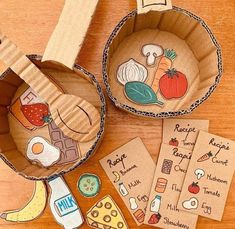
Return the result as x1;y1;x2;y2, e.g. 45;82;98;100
162;119;209;150
178;131;235;221
99;137;155;225
144;144;198;229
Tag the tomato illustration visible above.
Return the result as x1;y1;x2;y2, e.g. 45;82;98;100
188;182;200;194
169;138;179;147
159;68;188;99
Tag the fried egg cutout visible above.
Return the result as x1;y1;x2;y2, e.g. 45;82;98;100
26;136;61;167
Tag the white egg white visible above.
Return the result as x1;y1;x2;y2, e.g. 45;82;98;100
26;136;61;167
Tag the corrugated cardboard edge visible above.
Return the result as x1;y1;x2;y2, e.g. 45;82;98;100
0;54;106;181
102;6;223;119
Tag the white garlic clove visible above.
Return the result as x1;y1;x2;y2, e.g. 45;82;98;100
117;58;148;85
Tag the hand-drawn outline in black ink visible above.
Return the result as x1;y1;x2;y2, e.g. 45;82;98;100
161;159;173;175
142;0;167;8
112;171;120;183
129;197;138;210
194;169;205;180
182;197;199;210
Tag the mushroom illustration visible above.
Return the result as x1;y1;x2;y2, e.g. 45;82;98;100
194;168;205;180
142;44;164;66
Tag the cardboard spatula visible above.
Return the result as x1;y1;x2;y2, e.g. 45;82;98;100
0;32;100;143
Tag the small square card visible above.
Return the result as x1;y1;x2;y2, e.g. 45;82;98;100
163;119;209;150
100;137;156;225
178;131;235;221
144;144;198;229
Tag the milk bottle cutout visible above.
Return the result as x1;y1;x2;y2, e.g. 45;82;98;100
48;176;84;229
150;195;161;213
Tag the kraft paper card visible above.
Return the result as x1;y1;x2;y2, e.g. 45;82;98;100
144;144;198;229
163;119;209;151
178;131;235;221
100;137;155;226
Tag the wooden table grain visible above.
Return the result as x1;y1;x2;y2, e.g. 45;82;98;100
0;0;234;228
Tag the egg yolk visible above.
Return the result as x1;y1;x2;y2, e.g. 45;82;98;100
32;143;44;154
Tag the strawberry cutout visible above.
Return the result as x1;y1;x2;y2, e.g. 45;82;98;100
21;103;52;127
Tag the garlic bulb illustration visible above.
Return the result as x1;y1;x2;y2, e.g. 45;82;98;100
117;59;148;85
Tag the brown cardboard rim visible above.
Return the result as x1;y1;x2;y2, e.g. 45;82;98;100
102;6;223;118
0;54;106;181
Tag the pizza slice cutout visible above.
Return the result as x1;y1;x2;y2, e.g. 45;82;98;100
86;195;128;229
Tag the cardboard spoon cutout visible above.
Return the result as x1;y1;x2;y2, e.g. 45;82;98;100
0;33;100;143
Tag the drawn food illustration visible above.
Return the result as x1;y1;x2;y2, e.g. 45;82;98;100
124;81;164;106
194;168;205;180
148;213;161;224
141;44;164;66
197;151;213;162
0;181;47;222
26;136;61;167
119;183;129;196
188;182;200;194
112;171;121;183
151;49;177;92
10;99;36;131
169;138;179;147
21;103;52;127
161;159;173;175
129;197;138;210
48;121;80;165
182;197;199;210
155;178;168;193
159;68;188;100
86;195;128;229
78;173;101;198
150;195;162;213
117;59;148;85
133;209;145;224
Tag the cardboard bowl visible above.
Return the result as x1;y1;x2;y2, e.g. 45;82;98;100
0;55;106;180
103;7;223;118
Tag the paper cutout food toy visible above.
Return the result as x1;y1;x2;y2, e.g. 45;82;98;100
194;168;205;180
117;59;148;85
159;68;188;100
124;82;164;106
169;138;179;147
86;195;128;229
48;121;80;165
0;32;101;143
48;176;84;229
0;181;47;222
188;182;200;194
197;151;213;162
142;44;164;66
182;197;199;210
77;173;101;198
148;213;161;224
9;99;36;131
133;209;145;224
21;103;52;127
151;49;177;92
26;136;61;167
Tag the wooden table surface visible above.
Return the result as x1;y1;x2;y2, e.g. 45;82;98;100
0;0;234;228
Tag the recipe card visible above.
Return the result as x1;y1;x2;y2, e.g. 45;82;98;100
144;144;198;229
163;119;209;150
100;137;155;226
178;131;235;221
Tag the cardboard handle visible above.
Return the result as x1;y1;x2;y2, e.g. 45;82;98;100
0;32;62;104
136;0;172;14
42;0;99;69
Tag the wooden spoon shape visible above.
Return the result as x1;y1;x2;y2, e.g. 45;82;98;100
0;33;101;142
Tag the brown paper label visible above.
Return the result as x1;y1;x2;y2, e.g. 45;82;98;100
99;137;155;225
178;131;235;221
162;119;209;151
144;144;198;229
